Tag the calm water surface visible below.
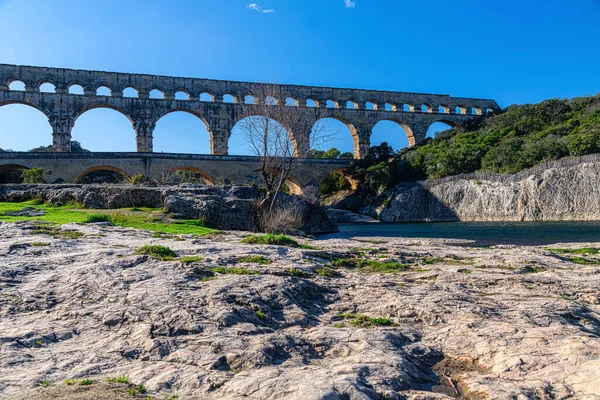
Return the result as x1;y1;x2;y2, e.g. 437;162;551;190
320;221;600;246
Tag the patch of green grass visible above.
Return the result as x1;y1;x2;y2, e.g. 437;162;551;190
210;267;260;275
106;376;129;384
256;310;266;319
332;258;410;273
178;256;203;264
39;379;53;388
423;257;442;264
238;256;271;264
79;379;94;386
314;266;340;278
521;265;545;273
288;268;306;277
547;247;600;255
34;340;43;346
333;322;345;328
565;256;600;265
241;234;301;248
83;213;112;224
64;379;77;385
31;224;84;240
136;245;178;261
300;244;318;250
338;313;397;328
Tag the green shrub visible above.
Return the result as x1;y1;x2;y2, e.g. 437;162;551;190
136;245;178;260
238;256;271;264
83;214;112;224
241;234;301;248
128;174;147;185
106;376;129;384
320;172;352;196
332;258;409;273
210;267;261;275
22;168;46;184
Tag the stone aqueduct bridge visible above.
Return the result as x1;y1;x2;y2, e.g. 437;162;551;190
0;64;500;188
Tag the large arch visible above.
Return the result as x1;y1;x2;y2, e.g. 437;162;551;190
74;165;129;184
0;101;52;151
312;117;359;159
427;120;456;139
153;110;212;154
0;164;29;183
168;166;214;185
72;105;135;152
370;120;411;152
229;115;290;156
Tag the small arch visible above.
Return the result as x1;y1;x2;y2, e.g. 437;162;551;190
200;92;214;102
311;116;359;159
169;167;214;185
326;100;338;109
385;103;396;112
265;96;278;106
439;105;450;114
96;86;111;96
472;107;482;115
306;98;318;108
372;119;414;149
39;82;56;93
68;84;84;95
285;97;299;106
175;91;190;100
421;104;433;113
485;107;493;115
455;106;467;115
0;164;29;184
149;89;165;99
285;176;304;195
244;95;256;105
8;80;25;91
223;94;237;103
346;101;358;109
74;165;129;184
366;102;377;111
403;104;412;112
123;87;139;98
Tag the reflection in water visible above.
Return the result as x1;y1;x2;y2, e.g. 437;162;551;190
320;221;600;246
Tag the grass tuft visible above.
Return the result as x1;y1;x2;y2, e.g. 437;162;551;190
547;247;600;255
338;313;397;328
106;376;129;384
64;379;77;385
136;245;178;261
256;310;266;319
332;258;410;273
79;379;94;386
241;234;301;248
238;255;271;264
178;255;203;264
83;213;112;224
521;265;545;273
39;379;53;388
210;267;261;275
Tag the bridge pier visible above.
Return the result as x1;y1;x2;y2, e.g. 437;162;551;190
134;120;155;153
49;112;74;153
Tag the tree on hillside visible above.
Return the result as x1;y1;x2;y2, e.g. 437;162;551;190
28;141;90;153
237;84;331;210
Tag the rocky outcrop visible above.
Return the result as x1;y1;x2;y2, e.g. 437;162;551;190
0;184;338;234
366;161;600;222
2;222;600;399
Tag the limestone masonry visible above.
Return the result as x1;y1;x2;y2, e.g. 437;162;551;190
0;64;500;158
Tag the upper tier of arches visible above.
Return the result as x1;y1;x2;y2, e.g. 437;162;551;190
0;64;500;116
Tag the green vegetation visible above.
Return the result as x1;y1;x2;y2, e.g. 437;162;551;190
331;96;600;194
210;267;261;275
314;266;340;278
521;265;545;273
564;257;600;265
0;201;214;236
106;376;130;384
29;140;89;153
31;224;84;240
127;384;147;396
35;340;43;346
308;147;353;160
546;247;600;255
136;245;178;261
238;255;271;264
256;310;266;319
39;379;53;388
64;379;77;385
288;268;306;277
21;167;46;183
241;234;301;248
338;313;397;328
83;213;112;223
79;379;94;386
320;171;352;196
332;257;410;273
127;174;148;185
458;268;472;274
31;242;50;247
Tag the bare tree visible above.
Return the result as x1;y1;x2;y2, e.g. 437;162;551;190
237;83;331;210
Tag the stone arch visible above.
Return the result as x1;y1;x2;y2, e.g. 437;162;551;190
175;90;190;100
153;109;213;154
39;81;56;93
346;100;359;110
96;86;111;96
74;165;129;184
72;105;136;151
285;97;299;106
0;164;29;183
427;120;457;138
229;115;291;156
200;92;215;102
74;104;134;125
285;175;304;195
370;119;413;150
123;87;138;98
313;116;360;159
0;101;53;151
150;88;166;99
169;166;214;185
67;82;85;95
223;93;238;103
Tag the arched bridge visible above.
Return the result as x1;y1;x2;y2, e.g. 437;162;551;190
0;64;501;159
0;152;349;193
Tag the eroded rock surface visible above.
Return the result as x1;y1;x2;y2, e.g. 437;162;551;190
1;222;600;399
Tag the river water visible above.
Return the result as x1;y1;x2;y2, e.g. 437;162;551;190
320;221;600;246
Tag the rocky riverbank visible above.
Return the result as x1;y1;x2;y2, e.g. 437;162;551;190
0;184;338;234
340;160;600;223
1;221;599;399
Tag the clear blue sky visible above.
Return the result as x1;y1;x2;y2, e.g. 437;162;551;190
1;0;599;154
